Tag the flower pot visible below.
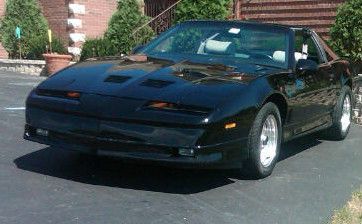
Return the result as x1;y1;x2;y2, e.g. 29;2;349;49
43;53;72;75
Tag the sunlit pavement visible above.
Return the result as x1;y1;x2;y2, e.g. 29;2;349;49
0;71;361;224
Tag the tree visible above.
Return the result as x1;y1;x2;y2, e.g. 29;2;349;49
330;0;362;63
104;0;154;54
174;0;232;24
0;0;49;58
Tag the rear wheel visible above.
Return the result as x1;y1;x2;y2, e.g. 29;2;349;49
244;103;282;178
324;86;352;140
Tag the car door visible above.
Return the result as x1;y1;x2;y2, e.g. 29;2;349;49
286;30;334;134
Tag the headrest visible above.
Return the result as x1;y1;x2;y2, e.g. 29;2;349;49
204;40;234;55
294;52;303;62
273;51;307;63
273;51;285;63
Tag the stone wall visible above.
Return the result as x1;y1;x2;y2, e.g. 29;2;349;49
0;59;46;76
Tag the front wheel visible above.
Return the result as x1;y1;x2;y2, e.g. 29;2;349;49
244;102;282;178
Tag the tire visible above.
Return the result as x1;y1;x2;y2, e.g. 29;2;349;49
324;86;352;140
244;102;282;178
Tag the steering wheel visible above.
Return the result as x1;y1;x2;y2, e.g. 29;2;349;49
249;52;273;60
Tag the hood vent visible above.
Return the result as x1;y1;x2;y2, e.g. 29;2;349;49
140;79;174;88
104;75;131;84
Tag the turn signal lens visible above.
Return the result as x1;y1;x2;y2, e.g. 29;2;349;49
148;101;174;109
225;122;237;129
66;92;80;98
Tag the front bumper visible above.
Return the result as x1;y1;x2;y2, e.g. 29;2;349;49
24;124;249;169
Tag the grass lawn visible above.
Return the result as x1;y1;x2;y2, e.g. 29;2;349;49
331;186;362;224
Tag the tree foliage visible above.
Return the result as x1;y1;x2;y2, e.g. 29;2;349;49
330;0;362;62
104;0;154;54
174;0;232;24
81;0;154;60
0;0;49;58
27;36;67;60
80;38;119;61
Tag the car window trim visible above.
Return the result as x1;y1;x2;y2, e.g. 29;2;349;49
311;32;328;65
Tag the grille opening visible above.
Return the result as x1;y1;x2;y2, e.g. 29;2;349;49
145;101;212;116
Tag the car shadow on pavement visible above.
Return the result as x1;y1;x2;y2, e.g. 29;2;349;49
279;135;322;161
14;135;322;194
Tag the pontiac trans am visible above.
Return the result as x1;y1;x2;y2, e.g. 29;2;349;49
24;21;353;178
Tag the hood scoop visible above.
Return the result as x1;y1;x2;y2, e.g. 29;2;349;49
104;75;131;84
140;79;174;88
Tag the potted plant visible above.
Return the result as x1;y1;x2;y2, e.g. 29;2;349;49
43;30;72;75
43;53;72;75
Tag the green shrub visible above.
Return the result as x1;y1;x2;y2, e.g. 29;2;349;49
104;0;154;54
26;35;67;60
80;38;119;61
0;0;49;58
330;0;362;62
174;0;232;24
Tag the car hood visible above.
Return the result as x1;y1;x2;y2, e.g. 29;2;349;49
38;57;282;109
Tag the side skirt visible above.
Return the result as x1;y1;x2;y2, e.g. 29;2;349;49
282;113;333;143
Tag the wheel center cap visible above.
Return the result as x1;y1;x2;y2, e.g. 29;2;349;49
261;135;269;145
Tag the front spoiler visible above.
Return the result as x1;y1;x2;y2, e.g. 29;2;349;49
24;124;249;169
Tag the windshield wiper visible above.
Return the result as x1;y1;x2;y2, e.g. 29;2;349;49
207;63;236;72
249;63;284;70
178;59;236;72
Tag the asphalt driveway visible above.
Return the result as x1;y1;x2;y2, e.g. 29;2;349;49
0;71;361;224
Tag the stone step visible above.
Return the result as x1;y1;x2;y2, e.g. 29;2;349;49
243;4;340;15
244;12;336;21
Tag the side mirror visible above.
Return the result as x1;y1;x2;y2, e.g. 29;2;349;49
131;45;145;54
295;59;318;76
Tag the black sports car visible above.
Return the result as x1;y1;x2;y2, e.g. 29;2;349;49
24;21;353;178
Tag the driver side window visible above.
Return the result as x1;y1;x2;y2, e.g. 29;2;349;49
295;32;323;64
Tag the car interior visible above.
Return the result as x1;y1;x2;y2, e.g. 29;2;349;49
151;27;322;68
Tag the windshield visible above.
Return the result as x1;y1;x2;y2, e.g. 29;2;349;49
141;22;290;69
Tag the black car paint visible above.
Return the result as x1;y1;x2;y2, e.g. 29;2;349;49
24;21;352;168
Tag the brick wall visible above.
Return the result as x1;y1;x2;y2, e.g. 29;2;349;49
42;0;117;55
67;0;117;55
38;0;69;43
240;0;346;39
72;0;117;38
0;0;117;58
0;0;7;58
